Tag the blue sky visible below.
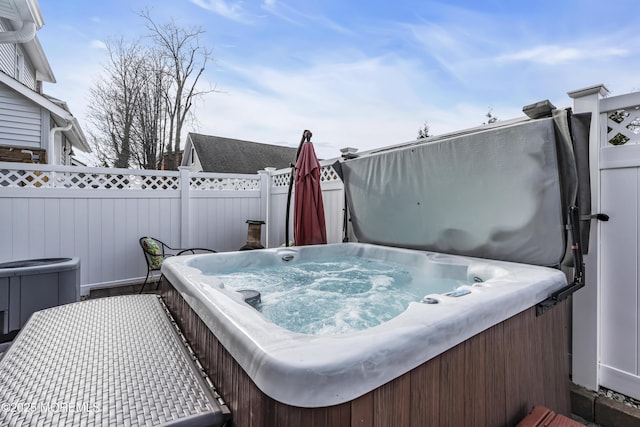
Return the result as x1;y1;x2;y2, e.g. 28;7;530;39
37;0;639;161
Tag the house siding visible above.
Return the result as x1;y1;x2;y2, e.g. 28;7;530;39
0;19;37;91
19;44;35;90
0;84;43;148
0;19;14;78
0;44;14;80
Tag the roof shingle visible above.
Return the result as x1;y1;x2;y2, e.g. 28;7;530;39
188;133;297;174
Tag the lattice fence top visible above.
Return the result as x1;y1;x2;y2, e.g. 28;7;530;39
0;167;261;191
271;165;341;188
321;165;340;183
190;176;260;191
0;169;183;190
272;171;291;188
607;106;640;146
0;164;340;190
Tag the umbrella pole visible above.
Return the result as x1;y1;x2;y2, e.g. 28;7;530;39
285;130;312;247
343;192;349;242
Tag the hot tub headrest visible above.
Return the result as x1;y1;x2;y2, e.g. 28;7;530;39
339;109;591;267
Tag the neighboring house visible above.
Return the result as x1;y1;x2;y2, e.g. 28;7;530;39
0;0;89;165
182;133;297;174
158;150;184;171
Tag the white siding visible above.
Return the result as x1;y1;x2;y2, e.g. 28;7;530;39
0;84;42;147
0;42;13;79
0;21;37;90
18;44;35;90
0;19;13;77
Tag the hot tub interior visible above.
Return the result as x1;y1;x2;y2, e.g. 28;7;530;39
199;254;471;335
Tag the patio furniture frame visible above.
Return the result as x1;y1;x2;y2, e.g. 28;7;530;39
139;236;216;293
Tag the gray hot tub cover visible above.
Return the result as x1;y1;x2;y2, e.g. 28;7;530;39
340;109;591;267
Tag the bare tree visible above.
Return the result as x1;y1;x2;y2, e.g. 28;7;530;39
417;121;430;139
87;11;214;169
130;50;171;169
87;38;147;168
483;108;498;125
141;10;214;170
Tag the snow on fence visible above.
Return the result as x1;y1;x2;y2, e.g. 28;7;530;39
0;161;344;294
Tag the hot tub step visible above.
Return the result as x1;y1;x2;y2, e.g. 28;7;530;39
517;405;585;427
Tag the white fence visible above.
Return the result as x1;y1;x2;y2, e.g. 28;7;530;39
0;161;344;294
571;86;640;401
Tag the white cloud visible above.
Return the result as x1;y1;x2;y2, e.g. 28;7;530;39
190;53;493;159
89;40;107;50
189;0;250;23
260;0;297;26
406;20;493;85
260;1;351;34
497;45;628;65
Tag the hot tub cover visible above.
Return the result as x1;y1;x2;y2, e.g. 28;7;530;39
0;295;229;426
340;109;591;267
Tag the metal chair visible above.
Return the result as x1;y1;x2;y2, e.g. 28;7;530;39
139;236;216;293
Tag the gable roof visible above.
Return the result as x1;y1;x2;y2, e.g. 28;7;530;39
186;133;297;174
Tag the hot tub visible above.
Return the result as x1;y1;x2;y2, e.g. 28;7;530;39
161;109;590;426
0;257;80;338
161;243;570;425
162;242;566;406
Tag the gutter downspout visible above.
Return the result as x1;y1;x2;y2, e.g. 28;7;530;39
49;122;73;165
0;20;36;44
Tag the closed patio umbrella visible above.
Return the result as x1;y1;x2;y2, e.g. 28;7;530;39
293;130;327;246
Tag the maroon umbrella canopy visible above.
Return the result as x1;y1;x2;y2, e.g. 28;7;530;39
293;140;327;246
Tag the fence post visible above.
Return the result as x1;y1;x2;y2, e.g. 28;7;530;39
259;168;275;248
179;167;191;248
567;84;609;392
